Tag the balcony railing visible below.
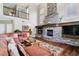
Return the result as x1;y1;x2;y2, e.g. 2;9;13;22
3;6;29;19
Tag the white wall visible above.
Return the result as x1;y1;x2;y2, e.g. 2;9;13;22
38;4;47;25
57;3;79;23
44;3;79;24
0;3;3;14
28;4;38;37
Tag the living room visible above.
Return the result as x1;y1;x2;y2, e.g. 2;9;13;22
0;3;79;56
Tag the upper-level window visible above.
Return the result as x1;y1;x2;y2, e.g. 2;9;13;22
3;3;16;16
66;3;78;17
3;3;29;19
16;7;29;19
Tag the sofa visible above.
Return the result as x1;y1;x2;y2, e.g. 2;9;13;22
0;39;9;56
0;32;29;56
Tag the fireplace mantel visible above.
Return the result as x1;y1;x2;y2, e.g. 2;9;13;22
36;23;59;28
59;21;79;26
36;21;79;28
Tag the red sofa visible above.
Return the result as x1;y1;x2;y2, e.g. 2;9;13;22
0;32;53;56
0;32;29;56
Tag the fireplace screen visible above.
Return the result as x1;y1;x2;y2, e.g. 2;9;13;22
47;30;53;36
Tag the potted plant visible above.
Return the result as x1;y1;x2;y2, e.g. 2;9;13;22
14;29;21;33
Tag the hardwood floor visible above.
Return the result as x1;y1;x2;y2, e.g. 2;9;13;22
34;38;79;56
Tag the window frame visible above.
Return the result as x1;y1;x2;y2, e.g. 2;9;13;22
3;5;29;19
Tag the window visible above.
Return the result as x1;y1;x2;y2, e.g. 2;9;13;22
3;6;16;16
6;24;13;33
16;8;29;19
0;24;5;33
0;20;13;33
3;3;29;19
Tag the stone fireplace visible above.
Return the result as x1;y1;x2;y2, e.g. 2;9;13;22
42;26;62;39
35;24;62;40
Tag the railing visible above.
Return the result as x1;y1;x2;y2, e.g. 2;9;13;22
3;6;29;19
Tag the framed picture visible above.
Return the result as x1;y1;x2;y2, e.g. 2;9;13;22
22;25;29;31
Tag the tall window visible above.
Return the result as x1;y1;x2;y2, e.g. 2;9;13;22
3;3;29;19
